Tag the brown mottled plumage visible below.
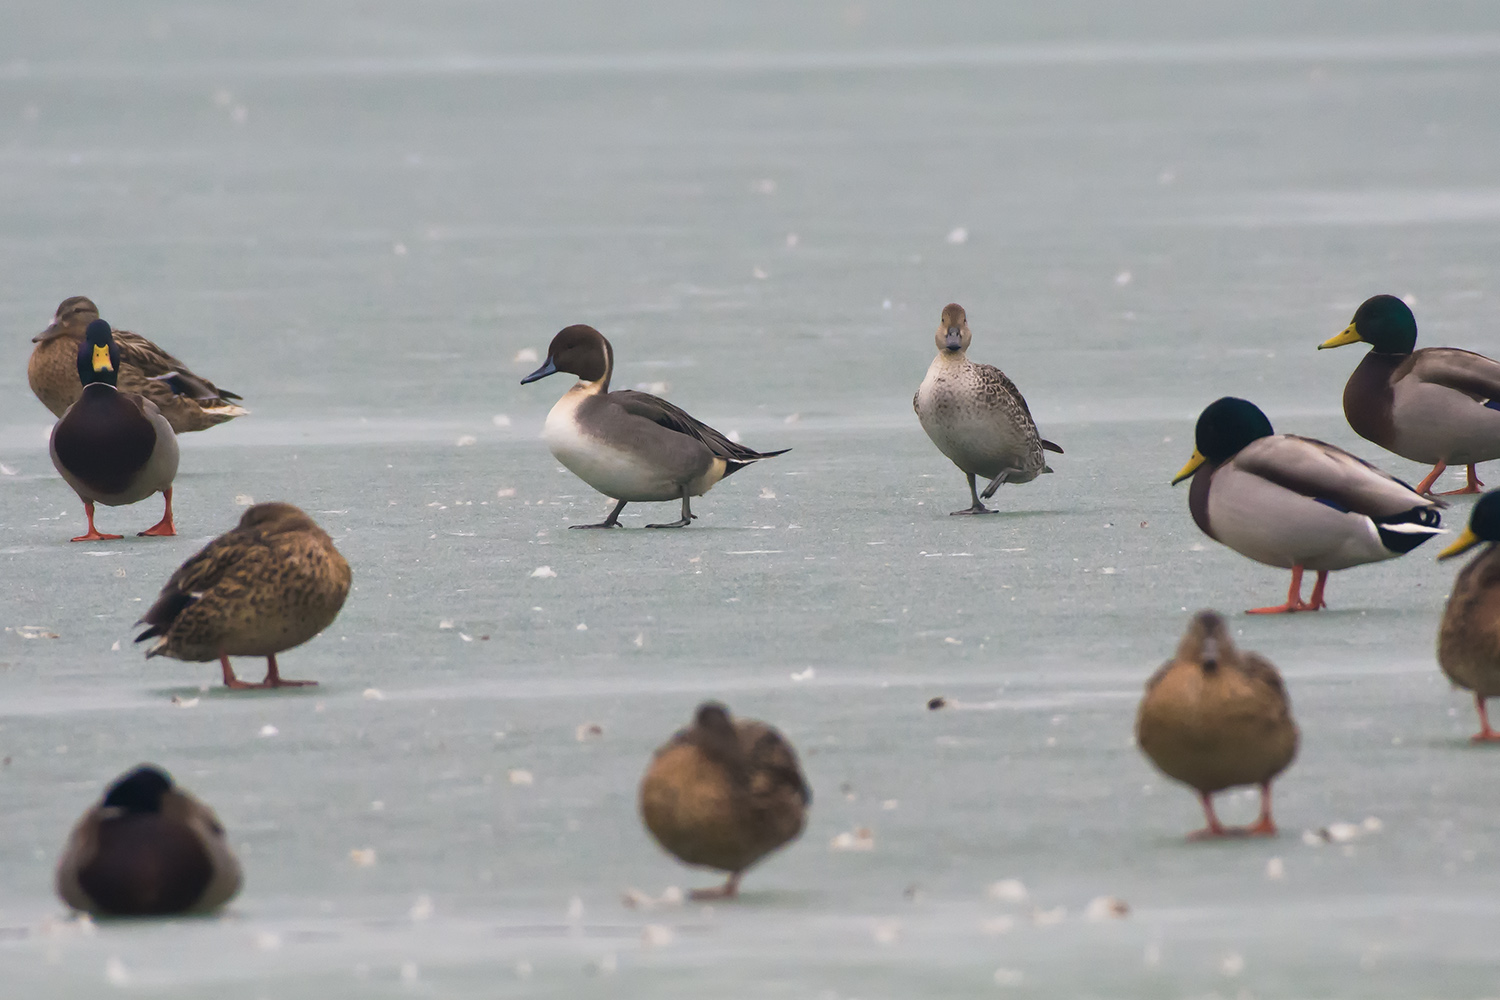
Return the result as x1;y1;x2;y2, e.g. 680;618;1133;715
29;296;247;433
1136;610;1299;839
639;702;810;899
134;503;351;689
914;303;1061;514
56;764;241;917
1437;491;1500;741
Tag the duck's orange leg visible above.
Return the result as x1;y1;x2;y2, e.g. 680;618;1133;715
70;501;123;542
1414;463;1448;495
689;870;742;900
1187;792;1230;840
138;488;177;537
1433;465;1485;496
1243;782;1278;836
219;653;258;690
1247;566;1321;614
1306;570;1329;610
1472;694;1500;743
261;653;316;688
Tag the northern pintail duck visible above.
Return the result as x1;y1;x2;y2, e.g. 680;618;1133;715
50;320;179;541
639;702;810;899
521;325;789;528
1320;294;1500;495
1136;610;1299;839
30;296;247;434
134;503;351;689
914;303;1062;514
1437;490;1500;741
56;764;242;916
1173;396;1443;613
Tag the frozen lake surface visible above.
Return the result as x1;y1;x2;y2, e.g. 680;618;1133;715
5;2;1500;996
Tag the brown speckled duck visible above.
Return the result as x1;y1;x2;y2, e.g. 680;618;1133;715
56;764;242;917
134;503;351;689
914;303;1062;514
30;296;247;434
1136;611;1299;839
1319;294;1500;495
639;702;810;899
1437;490;1500;741
50;320;179;541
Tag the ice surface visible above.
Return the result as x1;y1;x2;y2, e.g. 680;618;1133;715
4;1;1500;996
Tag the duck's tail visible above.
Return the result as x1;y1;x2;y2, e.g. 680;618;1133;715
1375;506;1445;554
723;447;791;479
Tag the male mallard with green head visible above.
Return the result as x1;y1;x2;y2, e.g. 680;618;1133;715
49;319;179;541
639;702;810;899
30;296;246;433
134;502;351;689
1137;611;1299;839
1319;294;1500;495
1437;490;1500;741
1173;396;1443;613
56;764;242;917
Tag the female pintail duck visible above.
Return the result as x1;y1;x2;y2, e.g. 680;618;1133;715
30;296;247;434
1136;610;1299;839
521;325;788;528
1436;490;1500;741
914;303;1062;514
1319;294;1500;495
639;702;810;899
56;764;242;917
134;502;351;689
1173;396;1443;613
50;319;179;541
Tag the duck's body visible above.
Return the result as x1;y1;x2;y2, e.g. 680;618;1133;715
1136;611;1299;839
1174;397;1443;613
49;320;178;541
56;765;241;917
1436;492;1500;741
523;325;788;528
1321;294;1500;495
913;304;1060;514
30;296;246;433
134;502;351;689
639;702;810;899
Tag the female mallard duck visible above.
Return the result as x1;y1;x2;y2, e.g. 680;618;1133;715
914;303;1062;514
1319;294;1500;495
1173;396;1444;613
56;764;242;916
1436;489;1500;741
1136;610;1299;839
30;296;247;434
521;325;788;528
134;502;351;689
639;702;810;899
50;319;179;541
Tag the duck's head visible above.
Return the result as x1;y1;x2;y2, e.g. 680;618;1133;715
1177;610;1234;673
76;319;120;387
101;765;173;815
1319;295;1417;355
935;303;970;354
237;501;317;536
694;701;735;735
1437;490;1500;561
33;296;100;344
521;325;613;387
1172;397;1274;485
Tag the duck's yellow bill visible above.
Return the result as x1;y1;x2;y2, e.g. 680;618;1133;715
1171;449;1206;485
91;344;113;372
1438;527;1481;561
1318;324;1362;350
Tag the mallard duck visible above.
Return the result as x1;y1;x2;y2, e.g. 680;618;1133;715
1436;489;1500;741
1136;610;1300;839
639;702;810;899
1173;396;1444;613
50;320;179;541
1319;294;1500;495
134;502;351;689
914;303;1062;514
30;296;247;434
521;325;788;528
56;764;242;916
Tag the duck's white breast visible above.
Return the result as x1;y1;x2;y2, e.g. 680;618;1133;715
542;390;682;501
